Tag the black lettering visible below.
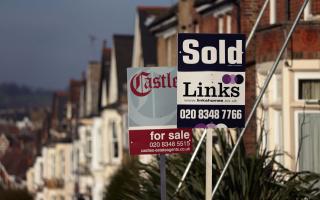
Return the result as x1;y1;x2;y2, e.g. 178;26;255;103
183;82;196;97
231;87;240;97
204;86;217;97
218;82;230;97
197;82;203;97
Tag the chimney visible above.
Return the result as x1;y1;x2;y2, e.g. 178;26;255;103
178;0;198;32
102;40;107;49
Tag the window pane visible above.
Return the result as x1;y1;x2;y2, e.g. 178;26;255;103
298;113;320;173
111;121;119;158
299;79;320;100
112;122;117;139
113;142;119;158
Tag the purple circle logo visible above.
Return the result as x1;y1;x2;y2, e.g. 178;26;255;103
235;74;244;84
222;74;231;84
222;74;244;84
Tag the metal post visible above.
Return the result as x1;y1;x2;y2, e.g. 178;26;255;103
211;0;310;198
205;129;213;200
173;0;270;195
160;154;167;200
246;0;270;49
174;129;207;196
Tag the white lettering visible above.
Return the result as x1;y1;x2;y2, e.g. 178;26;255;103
227;40;243;64
182;39;199;64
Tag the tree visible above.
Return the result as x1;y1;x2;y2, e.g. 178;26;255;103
104;130;320;200
0;188;33;200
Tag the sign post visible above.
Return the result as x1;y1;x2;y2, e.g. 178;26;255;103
205;128;213;200
177;34;246;199
160;154;166;200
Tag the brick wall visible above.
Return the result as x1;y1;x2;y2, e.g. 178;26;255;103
231;5;239;33
291;0;304;20
178;0;198;32
199;15;216;33
291;25;320;57
258;0;320;27
312;0;320;14
256;23;320;63
244;63;257;154
198;5;238;34
240;0;259;154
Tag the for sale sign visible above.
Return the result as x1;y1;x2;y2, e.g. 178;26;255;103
127;67;192;155
177;34;246;128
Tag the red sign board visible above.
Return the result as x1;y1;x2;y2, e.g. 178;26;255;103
129;128;192;155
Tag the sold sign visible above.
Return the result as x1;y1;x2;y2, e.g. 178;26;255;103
177;34;246;129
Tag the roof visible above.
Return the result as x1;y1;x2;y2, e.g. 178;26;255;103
194;0;216;6
98;41;111;111
148;4;178;34
51;91;68;131
0;124;19;135
113;34;133;103
87;61;101;116
137;6;169;66
69;79;82;105
0;146;34;180
194;0;236;15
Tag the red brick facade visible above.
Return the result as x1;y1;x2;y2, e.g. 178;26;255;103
150;0;319;154
256;24;320;63
256;0;320;63
312;0;320;14
196;0;320;154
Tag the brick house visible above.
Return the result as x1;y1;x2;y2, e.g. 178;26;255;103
148;0;257;153
253;0;320;172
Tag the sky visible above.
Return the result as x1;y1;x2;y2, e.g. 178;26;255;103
0;0;174;90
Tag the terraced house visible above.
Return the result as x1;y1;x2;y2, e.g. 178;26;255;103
26;1;320;199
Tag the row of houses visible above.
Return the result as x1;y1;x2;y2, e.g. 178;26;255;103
26;0;320;200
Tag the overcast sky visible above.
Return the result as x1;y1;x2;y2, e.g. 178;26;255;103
0;0;174;90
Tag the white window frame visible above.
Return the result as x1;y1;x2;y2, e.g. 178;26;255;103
195;24;200;33
226;14;232;33
270;0;276;24
122;113;129;149
272;74;282;103
166;36;172;66
51;153;55;178
218;15;224;33
274;110;283;164
110;120;120;163
294;110;320;170
97;126;103;164
60;149;65;178
262;109;269;150
294;72;320;102
160;27;176;67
